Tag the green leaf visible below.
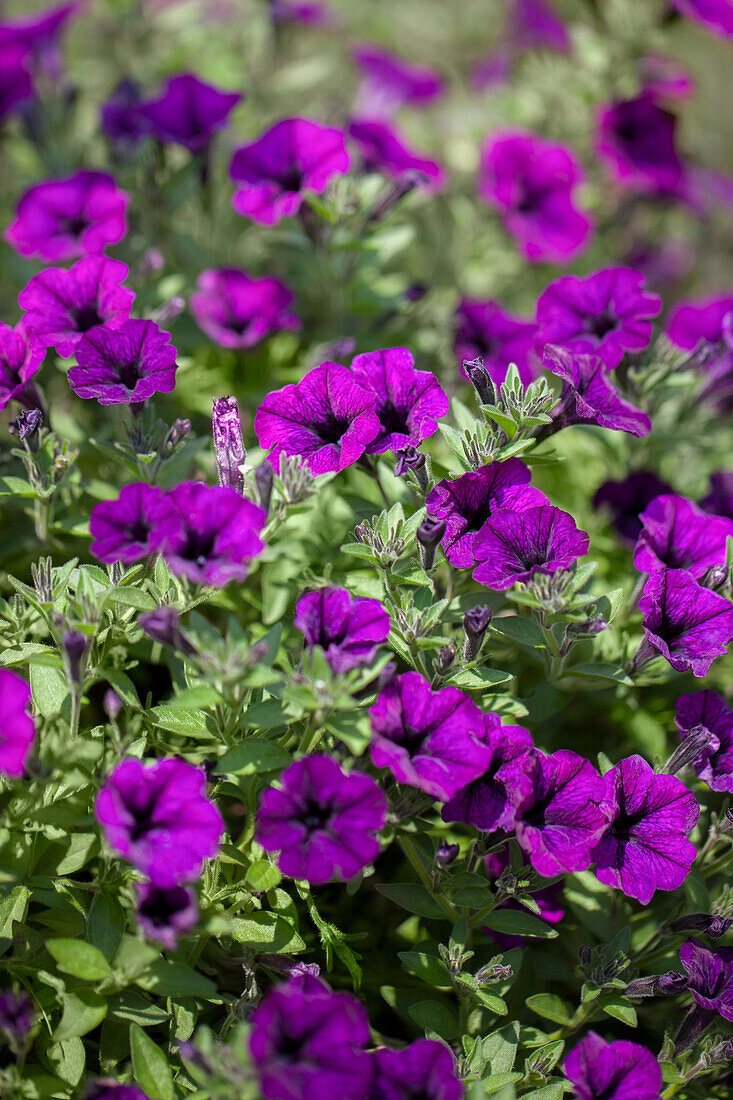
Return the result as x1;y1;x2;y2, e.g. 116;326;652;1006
246;861;282;892
130;1023;174;1100
481;910;558;939
521;1083;565;1100
107;586;157;611
526;993;573;1025
30;664;69;718
408;999;459;1040
490;616;547;648
47;938;110;981
0;885;30;955
375;884;447;919
43;1037;85;1085
446;667;513;689
569;662;633;686
87;892;126;961
398;951;450;987
225;912;306;953
97;669;141;709
215;739;291;775
0;475;37;497
148;704;218;737
482;1072;524;1094
53;991;107;1040
136;960;218;999
602;999;637;1027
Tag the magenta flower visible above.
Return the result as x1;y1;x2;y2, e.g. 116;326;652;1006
18;255;135;358
514;749;607;876
679;939;733;1023
640;54;695;100
369;671;492;802
67;320;177;405
136;882;198;950
256;755;387;884
0;3;78;80
348;119;444;191
441;714;536;833
0;669;35;778
353;45;443;117
85;1085;150;1100
5;170;129;262
473;504;589;590
350;346;448;454
255;360;381;474
249;974;371;1100
294;586;390;672
673;0;733;36
634;494;733;579
425;459;547;569
230;118;350;225
0;44;33;123
639;567;733;677
138;72;241;152
189;268;299;349
667;293;733;410
592;471;671;546
703;470;733;519
89;482;183;564
454;298;537;386
535;268;661;369
95;757;224;888
367;1039;463;1100
478;131;593;263
563;1032;662;1100
592;756;698;905
163;481;266;587
542;345;652;437
676;691;733;793
101;79;149;147
0;322;44;410
596;94;684;194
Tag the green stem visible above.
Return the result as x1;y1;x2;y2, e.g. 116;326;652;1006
399;835;456;922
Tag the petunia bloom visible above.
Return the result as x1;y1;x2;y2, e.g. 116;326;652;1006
294;586;390;672
703;470;733;520
425;459;547;569
676;691;733;793
542;345;652;437
0;322;45;410
89;482;183;564
230;118;350;225
0;669;35;778
67;320;177;405
163;481;266;587
5;170;129;262
667;293;733;412
249;973;371;1100
136;882;198;950
367;1039;463;1100
138;72;241;153
678;939;733;1042
592;471;671;546
592;755;698;905
478;131;593;263
350;346;449;453
634;494;733;579
673;0;733;37
454;298;537;386
638;567;733;677
0;3;78;81
352;45;443;117
348;119;444;190
18;255;135;358
563;1032;662;1100
95;757;224;888
514;749;607;876
472;504;589;590
85;1083;151;1100
189;268;299;349
0;989;34;1043
0;44;33;123
535;268;661;369
101;78;150;147
254;360;381;474
256;754;387;884
369;671;492;801
596;93;685;195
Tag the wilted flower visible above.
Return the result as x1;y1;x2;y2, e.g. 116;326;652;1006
138;607;196;657
89;483;182;564
67;320;177;405
352;45;443;117
592;471;671;546
676;691;733;792
294;586;390;672
0;322;45;410
473;504;589;590
638;567;733;677
163;481;266;587
454;298;537;386
9;407;43;441
0;669;35;778
542;345;652;437
348;119;444;191
136;882;198;949
634;494;733;579
597;93;684;194
672;0;733;37
563;1032;662;1100
190;268;299;349
212;396;246;493
138;72;241;152
256;754;387;884
367;1039;463;1100
350;347;449;454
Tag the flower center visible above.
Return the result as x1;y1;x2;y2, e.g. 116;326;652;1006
73;304;103;331
314;414;351;445
586;310;618;340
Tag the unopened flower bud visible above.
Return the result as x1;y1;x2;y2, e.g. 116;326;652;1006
255;462;274;514
9;407;43;441
435;842;459;868
405;283;428;303
139;607;196;657
670;914;733;940
578;946;592;967
567;617;608;637
354;522;370;544
433;644;456;677
103;689;122;721
417;515;445;572
665;726;717;775
212;397;245;494
464;357;496;406
625;971;688;998
394;446;428;491
62;630;88;685
700;563;729;593
463;605;492;661
475;962;513;984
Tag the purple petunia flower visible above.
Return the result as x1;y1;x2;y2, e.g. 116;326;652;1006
592;755;698;905
514;749;607;876
348;119;444;191
0;989;34;1043
542;345;652;437
535;268;661;369
5;170;129;262
352;45;443;118
254;360;381;474
189;268;299;349
472;504;589;590
425;459;547;569
453;298;537;386
136;882;198;950
676;691;733;793
478;131;593;263
230;118;350;225
256;755;386;884
67;320;177;405
634;494;733;580
369;671;492;802
678;939;733;1031
350;346;449;454
0;669;35;778
667;293;733;411
703;470;733;520
294;587;390;672
563;1032;662;1100
367;1039;463;1100
638;567;733;677
85;1085;150;1100
163;481;266;587
441;714;536;833
673;0;733;36
137;72;241;153
101;79;150;147
0;44;33;123
89;482;183;564
18;255;135;359
0;322;44;410
592;471;671;546
249;973;371;1100
640;54;695;101
0;3;78;81
596;93;685;195
95;757;223;888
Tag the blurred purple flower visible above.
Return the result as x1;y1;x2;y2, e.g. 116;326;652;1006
0;669;35;778
269;1;333;26
454;298;537;386
18;255;135;358
667;294;733;411
190;268;299;349
673;0;733;36
542;345;652;437
230;118;350;225
350;346;448;454
67;320;177;405
634;494;733;579
592;471;671;546
369;671;492;801
139;72;241;153
136;882;198;949
676;691;733;793
479;131;593;263
349;119;444;191
85;1082;151;1100
5;170;129;262
101;79;150;146
641;54;695;100
703;471;733;519
0;989;34;1043
0;45;33;122
0;322;44;410
367;1039;462;1100
596;93;684;195
255;360;380;474
563;1032;662;1100
472;0;569;91
0;3;78;80
472;504;589;590
352;45;443;117
95;757;224;888
163;481;266;586
256;754;386;884
89;482;183;564
639;567;733;677
294;586;390;672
